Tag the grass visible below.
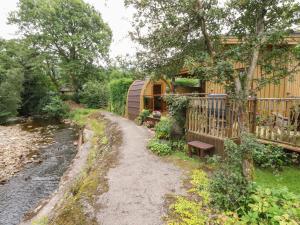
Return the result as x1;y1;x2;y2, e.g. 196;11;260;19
255;166;300;194
69;108;97;126
175;78;199;87
166;151;207;171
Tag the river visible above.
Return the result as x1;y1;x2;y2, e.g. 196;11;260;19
0;119;78;225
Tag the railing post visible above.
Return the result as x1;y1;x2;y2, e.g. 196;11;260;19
225;96;232;138
250;94;257;134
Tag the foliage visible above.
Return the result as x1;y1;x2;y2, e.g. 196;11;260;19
147;138;172;156
136;109;150;125
0;40;24;123
239;187;300;224
109;78;133;115
252;144;292;171
164;95;189;137
41;94;69;120
209;137;254;212
127;0;300;96
175;78;199;87
168;197;208;225
10;0;112;93
79;80;108;109
167;170;210;225
170;140;187;152
154;117;173;140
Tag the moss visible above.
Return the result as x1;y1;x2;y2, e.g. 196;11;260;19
32;216;48;225
50;111;115;225
49;198;97;225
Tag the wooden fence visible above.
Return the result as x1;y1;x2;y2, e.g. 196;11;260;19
187;96;300;151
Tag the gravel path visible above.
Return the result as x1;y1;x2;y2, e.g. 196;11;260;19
97;112;185;225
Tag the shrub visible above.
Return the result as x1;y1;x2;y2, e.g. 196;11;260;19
170;140;187;152
240;187;300;224
136;109;150;125
41;95;69;120
109;78;133;115
154;117;173;139
79;81;108;108
147;138;172;156
252;144;291;171
209;137;253;212
164;95;189;137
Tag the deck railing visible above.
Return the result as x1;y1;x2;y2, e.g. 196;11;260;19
252;97;300;147
187;96;300;150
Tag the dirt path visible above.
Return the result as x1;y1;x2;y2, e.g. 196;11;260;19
97;112;185;225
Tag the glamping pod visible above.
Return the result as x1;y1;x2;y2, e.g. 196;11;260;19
126;78;170;120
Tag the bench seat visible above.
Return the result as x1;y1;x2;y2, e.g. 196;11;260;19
188;141;214;157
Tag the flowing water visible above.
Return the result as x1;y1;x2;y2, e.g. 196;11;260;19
0;120;78;225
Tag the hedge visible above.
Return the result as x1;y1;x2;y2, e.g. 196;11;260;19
109;78;133;115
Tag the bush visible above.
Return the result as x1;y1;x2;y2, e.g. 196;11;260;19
41;95;69;120
136;109;150;125
164;95;189;137
240;187;300;224
147;138;172;156
79;81;108;108
154;117;173;139
109;78;133;115
252;144;292;171
209;137;253;212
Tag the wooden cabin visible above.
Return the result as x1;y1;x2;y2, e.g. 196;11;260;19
180;34;300;98
126;78;170;120
178;34;300;154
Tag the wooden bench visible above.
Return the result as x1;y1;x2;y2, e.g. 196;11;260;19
188;141;214;158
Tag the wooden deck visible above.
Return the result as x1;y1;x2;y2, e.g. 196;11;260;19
186;96;300;153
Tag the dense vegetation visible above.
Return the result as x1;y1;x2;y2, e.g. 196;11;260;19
0;0;137;123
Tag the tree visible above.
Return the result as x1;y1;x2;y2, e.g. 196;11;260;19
127;0;300;180
9;0;112;93
0;40;24;123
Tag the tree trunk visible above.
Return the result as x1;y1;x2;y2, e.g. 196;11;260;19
239;9;266;182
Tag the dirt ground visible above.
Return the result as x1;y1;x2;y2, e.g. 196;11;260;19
97;112;185;225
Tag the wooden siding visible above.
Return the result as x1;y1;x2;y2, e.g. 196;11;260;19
127;80;145;120
206;60;300;98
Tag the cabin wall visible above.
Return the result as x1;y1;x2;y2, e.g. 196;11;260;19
142;79;168;111
206;59;300;97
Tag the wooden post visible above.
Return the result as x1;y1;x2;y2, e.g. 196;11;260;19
250;94;257;134
225;96;232;138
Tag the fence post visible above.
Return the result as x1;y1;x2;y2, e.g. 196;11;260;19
225;96;232;138
250;94;257;134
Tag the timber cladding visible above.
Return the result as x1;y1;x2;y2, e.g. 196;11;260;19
127;80;145;120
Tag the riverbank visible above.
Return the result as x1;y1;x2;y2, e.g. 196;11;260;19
0;123;51;184
25;109;122;225
0;121;77;225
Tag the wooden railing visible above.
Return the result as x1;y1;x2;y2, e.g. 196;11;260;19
187;96;240;139
253;98;300;148
187;96;300;149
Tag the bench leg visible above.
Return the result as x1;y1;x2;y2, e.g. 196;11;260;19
200;150;205;158
188;146;192;157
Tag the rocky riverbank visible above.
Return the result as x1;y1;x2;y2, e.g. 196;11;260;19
0;122;56;184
